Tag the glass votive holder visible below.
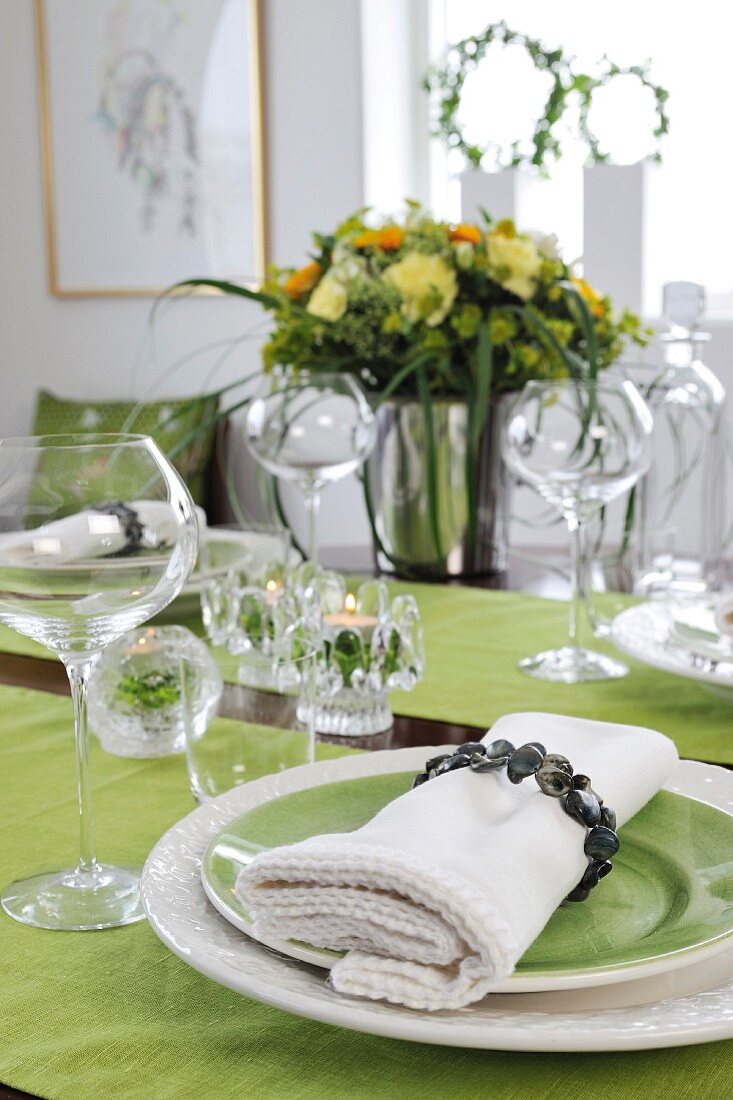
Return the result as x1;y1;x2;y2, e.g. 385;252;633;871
199;525;299;681
88;626;223;758
183;646;317;801
312;580;426;737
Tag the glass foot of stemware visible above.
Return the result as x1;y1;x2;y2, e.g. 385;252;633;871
1;864;144;931
518;646;628;684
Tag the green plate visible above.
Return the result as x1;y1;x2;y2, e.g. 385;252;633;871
202;771;733;992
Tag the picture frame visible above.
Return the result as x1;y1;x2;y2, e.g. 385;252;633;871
35;0;268;297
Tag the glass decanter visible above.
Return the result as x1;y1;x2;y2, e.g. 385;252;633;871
630;282;727;597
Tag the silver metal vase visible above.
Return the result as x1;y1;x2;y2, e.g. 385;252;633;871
366;396;512;578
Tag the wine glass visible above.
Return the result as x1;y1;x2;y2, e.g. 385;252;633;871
244;370;376;563
502;378;653;682
0;434;198;929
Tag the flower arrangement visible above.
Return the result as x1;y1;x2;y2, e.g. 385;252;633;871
169;203;648;576
254;202;646;401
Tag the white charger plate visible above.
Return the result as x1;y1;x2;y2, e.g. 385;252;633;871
142;754;733;1052
612;601;733;702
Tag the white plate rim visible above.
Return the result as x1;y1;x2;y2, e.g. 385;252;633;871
198;748;733;993
612;602;733;691
142;753;733;1052
184;529;300;594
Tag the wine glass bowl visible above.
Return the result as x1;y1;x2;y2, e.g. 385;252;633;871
503;379;653;683
0;434;198;930
244;371;376;562
505;380;652;520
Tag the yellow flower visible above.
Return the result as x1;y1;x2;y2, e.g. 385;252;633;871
284;261;322;299
383;251;457;327
494;218;517;238
486;230;541;301
306;273;348;321
571;276;606;318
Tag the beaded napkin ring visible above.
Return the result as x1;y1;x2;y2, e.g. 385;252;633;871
412;738;620;903
94;502;144;555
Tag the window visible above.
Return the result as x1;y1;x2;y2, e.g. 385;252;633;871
426;0;733;316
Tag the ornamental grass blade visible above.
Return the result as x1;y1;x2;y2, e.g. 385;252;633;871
465;322;494;549
417;363;444;564
559;280;598;378
162;278;282;311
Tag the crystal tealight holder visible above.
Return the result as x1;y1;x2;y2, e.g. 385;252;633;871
88;626;223;758
202;557;311;689
201;561;425;737
305;574;425;737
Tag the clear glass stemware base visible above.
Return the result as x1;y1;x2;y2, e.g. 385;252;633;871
1;864;144;931
518;645;629;684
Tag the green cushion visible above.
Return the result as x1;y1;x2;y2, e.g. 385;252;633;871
31;390;219;507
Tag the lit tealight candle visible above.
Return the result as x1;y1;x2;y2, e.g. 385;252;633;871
323;592;378;639
128;627;158;654
264;578;282;606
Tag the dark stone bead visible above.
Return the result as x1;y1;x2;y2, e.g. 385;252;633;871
457;741;486;757
484;738;515;759
437;752;471;774
469;752;507;772
412;772;429;789
581;859;614;890
535;765;573;797
425;752;451;772
564;789;601;827
506;744;544;784
600;805;617;831
584;825;620;861
526;741;547;756
572;774;592;791
543;753;573;776
565;884;591;903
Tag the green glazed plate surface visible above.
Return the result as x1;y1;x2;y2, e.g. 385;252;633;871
202;771;733;991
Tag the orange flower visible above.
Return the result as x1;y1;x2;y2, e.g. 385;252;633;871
353;226;404;251
571;276;606;318
284;261;322;299
448;223;481;245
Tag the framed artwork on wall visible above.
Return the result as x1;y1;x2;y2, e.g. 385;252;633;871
35;0;268;297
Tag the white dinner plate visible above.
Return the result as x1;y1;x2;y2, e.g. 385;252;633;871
142;754;733;1051
612;601;733;702
198;749;733;994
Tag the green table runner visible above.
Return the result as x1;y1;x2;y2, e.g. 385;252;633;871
0;683;731;1100
2;585;732;764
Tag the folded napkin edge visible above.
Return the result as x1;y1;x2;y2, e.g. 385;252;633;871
237;840;520;985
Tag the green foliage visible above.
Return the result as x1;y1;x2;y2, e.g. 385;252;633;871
423;20;670;173
115;671;181;711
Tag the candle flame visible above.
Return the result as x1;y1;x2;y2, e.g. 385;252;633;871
345;593;357;614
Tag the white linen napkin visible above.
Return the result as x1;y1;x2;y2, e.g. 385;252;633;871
237;712;678;1011
0;503;204;564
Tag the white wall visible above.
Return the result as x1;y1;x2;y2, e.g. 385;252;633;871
0;0;371;548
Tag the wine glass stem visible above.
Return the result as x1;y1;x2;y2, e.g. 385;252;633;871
303;486;320;564
567;516;587;650
62;655;99;875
